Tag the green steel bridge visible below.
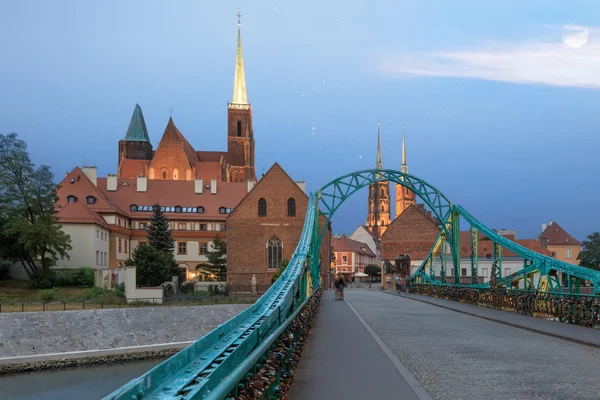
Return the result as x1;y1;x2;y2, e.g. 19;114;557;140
104;169;600;400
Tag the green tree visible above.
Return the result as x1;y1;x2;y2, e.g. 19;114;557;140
364;264;380;282
271;259;290;282
146;203;175;255
577;232;600;271
0;133;72;287
205;235;227;281
130;245;177;287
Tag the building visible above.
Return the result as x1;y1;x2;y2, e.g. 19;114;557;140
117;15;255;184
538;221;581;263
226;163;332;288
349;225;381;267
365;122;391;239
395;125;415;218
332;235;377;276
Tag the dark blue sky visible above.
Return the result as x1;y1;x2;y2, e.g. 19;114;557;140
1;1;599;241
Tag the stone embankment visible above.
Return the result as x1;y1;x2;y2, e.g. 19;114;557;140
0;303;250;374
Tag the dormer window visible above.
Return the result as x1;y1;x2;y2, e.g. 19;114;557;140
69;179;75;184
175;206;182;213
219;207;227;214
86;196;96;204
197;206;205;214
130;205;138;212
67;195;77;203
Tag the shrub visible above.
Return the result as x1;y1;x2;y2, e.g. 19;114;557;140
53;267;95;287
180;282;195;294
75;267;95;287
0;262;10;280
163;283;175;298
114;282;125;298
31;270;56;289
208;283;228;296
39;289;56;302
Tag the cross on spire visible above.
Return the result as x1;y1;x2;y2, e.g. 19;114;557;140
168;107;174;118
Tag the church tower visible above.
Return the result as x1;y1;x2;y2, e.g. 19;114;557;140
227;10;256;183
118;104;153;175
395;125;416;218
366;122;391;239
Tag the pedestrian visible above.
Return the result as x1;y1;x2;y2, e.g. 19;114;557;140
334;273;340;300
337;274;346;301
398;276;404;293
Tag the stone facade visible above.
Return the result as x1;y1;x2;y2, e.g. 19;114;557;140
226;163;331;288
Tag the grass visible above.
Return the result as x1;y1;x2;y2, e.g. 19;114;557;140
0;280;258;313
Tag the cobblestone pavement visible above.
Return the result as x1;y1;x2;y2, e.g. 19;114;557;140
345;290;600;400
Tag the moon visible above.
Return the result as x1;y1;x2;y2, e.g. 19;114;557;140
562;25;589;48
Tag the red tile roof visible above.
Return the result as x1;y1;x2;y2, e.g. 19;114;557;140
119;159;150;179
193;161;222;182
538;221;581;245
56;203;110;229
333;236;376;257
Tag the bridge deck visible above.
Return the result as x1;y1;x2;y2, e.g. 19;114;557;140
288;289;424;400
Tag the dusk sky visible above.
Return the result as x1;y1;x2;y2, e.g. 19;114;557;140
1;1;599;241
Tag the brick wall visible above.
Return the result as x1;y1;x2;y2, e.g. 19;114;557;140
381;205;439;262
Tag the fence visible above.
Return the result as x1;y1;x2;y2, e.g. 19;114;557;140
0;284;271;313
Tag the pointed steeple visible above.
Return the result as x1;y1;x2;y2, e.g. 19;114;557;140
376;120;383;169
401;124;408;174
124;104;150;142
232;9;248;105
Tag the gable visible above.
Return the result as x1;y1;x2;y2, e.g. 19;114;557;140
56;168;124;215
382;205;439;242
538;222;581;246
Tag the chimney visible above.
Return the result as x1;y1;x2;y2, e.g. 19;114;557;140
549;220;554;226
81;166;97;186
542;223;547;232
195;179;203;194
107;174;118;191
210;178;217;194
295;181;306;194
247;180;256;193
137;175;147;192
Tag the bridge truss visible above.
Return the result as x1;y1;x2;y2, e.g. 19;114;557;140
106;169;599;400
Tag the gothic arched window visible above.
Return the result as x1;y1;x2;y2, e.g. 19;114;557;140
287;198;296;217
267;237;283;270
258;198;267;217
237;120;242;137
162;171;167;179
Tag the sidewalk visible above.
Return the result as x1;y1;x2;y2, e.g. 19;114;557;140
288;290;428;400
384;291;600;348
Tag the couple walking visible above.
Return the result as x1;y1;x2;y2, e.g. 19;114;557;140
334;273;345;300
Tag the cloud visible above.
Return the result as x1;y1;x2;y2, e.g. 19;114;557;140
381;26;600;90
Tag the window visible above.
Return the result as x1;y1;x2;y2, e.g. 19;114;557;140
178;223;186;230
175;206;182;213
287;198;296;217
124;240;128;254
178;242;187;255
267;237;283;270
86;196;96;204
551;251;557;258
342;255;348;264
258;198;267;217
197;206;205;214
118;238;122;253
381;189;384;197
566;248;572;259
162;171;167;179
96;251;99;265
461;268;467;276
237;120;242;137
97;230;99;238
130;205;137;212
199;242;208;255
221;224;227;231
200;224;207;231
219;207;227;214
482;268;488;277
140;223;146;230
138;241;147;248
67;195;77;203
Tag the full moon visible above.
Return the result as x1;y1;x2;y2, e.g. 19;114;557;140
562;25;589;48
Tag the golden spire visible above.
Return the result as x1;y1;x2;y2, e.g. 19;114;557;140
232;8;248;105
376;120;383;169
401;123;408;174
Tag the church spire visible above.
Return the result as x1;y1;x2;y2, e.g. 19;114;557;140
376;120;383;169
401;124;408;174
232;8;248;105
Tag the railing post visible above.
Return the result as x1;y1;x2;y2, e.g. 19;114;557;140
22;302;24;312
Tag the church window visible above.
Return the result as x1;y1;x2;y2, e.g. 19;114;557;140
130;205;137;212
86;196;96;204
162;171;167;179
267;237;283;270
219;207;227;214
67;195;77;203
237;120;242;137
287;198;296;217
175;206;182;213
197;206;205;214
258;198;267;217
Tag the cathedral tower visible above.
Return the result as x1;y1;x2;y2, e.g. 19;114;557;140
395;125;415;218
227;10;256;183
118;104;153;174
366;122;391;239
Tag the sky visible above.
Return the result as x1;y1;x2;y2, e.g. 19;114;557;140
1;0;599;241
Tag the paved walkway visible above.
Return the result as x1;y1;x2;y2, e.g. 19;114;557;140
288;290;428;400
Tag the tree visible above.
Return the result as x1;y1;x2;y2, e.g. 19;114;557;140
205;235;227;281
364;264;380;282
577;232;600;271
271;259;290;282
130;245;177;287
146;203;175;255
0;133;72;287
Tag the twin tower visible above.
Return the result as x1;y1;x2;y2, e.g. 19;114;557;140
366;123;415;239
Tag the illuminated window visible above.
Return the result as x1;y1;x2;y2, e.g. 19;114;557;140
178;223;186;230
162;171;167;179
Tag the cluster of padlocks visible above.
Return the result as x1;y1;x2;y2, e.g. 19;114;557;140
412;284;600;328
227;288;322;400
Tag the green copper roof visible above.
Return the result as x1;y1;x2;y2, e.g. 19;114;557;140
124;104;151;142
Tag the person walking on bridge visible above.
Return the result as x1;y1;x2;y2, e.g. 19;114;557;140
336;274;346;301
334;273;341;300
